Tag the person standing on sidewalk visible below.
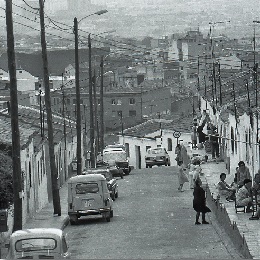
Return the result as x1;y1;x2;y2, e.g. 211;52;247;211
193;179;211;224
237;161;251;187
177;160;189;192
210;126;220;159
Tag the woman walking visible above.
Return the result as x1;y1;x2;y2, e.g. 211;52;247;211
177;161;189;192
193;179;211;224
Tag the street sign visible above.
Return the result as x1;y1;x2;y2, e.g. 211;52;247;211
173;131;181;138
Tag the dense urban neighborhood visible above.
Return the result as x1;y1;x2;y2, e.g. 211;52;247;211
0;0;260;259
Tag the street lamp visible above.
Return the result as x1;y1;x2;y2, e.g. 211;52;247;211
74;9;108;175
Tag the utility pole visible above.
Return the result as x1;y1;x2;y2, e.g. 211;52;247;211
61;73;67;180
140;85;143;121
74;17;82;176
93;70;99;154
39;0;61;215
100;56;104;152
6;0;23;231
39;87;43;138
88;34;95;167
217;62;222;106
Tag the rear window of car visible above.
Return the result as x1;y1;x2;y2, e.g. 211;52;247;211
76;183;99;194
15;238;57;252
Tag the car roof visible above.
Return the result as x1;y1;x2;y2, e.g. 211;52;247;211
10;228;63;239
83;168;109;174
68;174;106;183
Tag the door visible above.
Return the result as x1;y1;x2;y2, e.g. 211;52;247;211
73;181;103;211
135;145;141;169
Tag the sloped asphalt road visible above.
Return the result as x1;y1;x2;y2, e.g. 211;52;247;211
65;166;243;259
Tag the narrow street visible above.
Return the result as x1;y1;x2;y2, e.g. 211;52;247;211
65;166;243;259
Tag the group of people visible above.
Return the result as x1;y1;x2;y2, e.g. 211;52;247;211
217;160;260;220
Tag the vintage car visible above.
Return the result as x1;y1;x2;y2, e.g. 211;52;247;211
6;228;70;259
83;168;119;201
96;161;124;179
102;148;131;176
67;174;113;225
145;147;171;168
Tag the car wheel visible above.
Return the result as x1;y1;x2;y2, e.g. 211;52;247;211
120;174;124;179
110;210;114;218
106;216;111;222
115;192;118;198
149;165;152;168
69;216;78;225
146;165;149;168
124;169;130;175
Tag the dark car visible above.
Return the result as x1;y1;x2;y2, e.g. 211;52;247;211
83;168;119;200
96;161;124;179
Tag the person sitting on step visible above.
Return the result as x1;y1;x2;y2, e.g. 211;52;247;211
217;173;236;202
236;178;253;213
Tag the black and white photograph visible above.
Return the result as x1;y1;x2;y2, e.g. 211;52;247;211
0;0;260;259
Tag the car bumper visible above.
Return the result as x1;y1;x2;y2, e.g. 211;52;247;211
69;208;111;216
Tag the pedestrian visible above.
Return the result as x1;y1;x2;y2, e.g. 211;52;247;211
177;160;189;192
210;126;220;159
191;125;198;149
237;161;251;187
192;159;202;188
175;143;181;165
193;179;211;225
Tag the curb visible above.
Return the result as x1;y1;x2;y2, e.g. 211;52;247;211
60;215;70;231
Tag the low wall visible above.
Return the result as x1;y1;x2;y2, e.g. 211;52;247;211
206;187;252;259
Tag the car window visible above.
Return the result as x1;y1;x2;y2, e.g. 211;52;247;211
76;183;99;194
15;238;57;252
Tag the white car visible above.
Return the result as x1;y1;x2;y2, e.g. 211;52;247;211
145;147;171;168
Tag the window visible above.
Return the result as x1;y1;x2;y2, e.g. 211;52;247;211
73;99;76;105
76;183;99;194
111;99;116;105
117;99;122;105
129;98;135;105
112;111;116;117
129;110;136;117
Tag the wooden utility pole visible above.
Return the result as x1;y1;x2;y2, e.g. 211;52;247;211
61;73;67;180
6;0;23;231
74;17;82;175
93;70;99;154
100;56;104;152
39;0;61;215
88;34;95;167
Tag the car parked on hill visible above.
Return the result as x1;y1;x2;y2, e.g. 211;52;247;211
145;147;171;168
83;168;119;201
6;228;71;259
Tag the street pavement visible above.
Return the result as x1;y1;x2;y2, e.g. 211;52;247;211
1;144;260;259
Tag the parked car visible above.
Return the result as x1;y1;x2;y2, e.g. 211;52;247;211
145;147;171;168
102;148;131;175
96;161;124;179
83;168;119;201
6;228;71;259
67;174;113;224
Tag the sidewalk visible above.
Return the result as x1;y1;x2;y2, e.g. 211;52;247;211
188;144;260;259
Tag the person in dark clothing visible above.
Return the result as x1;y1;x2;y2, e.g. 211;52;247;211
197;125;206;145
193;179;211;225
210;127;220;159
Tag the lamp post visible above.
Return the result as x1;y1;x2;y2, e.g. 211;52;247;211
73;9;107;175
